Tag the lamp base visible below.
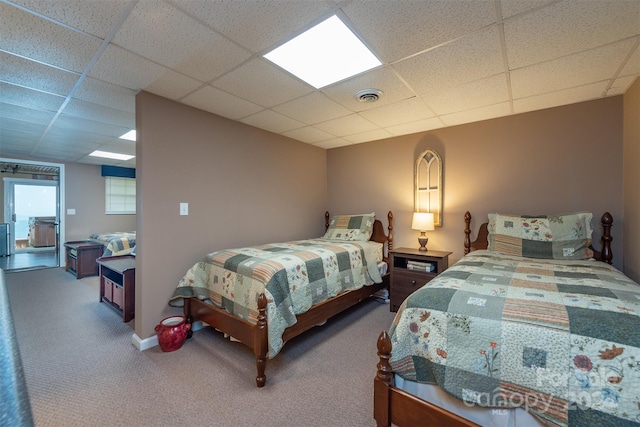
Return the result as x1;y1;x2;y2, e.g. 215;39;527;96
418;234;428;252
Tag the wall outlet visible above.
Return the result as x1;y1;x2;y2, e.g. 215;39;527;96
180;203;188;216
67;208;76;215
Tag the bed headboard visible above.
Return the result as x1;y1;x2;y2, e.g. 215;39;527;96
463;211;613;264
324;211;394;262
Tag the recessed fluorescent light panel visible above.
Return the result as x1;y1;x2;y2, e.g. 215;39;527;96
89;150;135;161
264;15;381;89
119;130;136;141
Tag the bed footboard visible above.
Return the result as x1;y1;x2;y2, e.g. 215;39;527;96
184;294;268;387
185;281;386;387
374;331;479;427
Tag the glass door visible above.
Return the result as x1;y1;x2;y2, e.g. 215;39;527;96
3;178;59;269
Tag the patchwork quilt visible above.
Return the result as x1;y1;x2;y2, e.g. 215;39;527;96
89;231;136;256
389;250;640;426
169;239;383;358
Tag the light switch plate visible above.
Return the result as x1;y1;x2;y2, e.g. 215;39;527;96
180;203;188;215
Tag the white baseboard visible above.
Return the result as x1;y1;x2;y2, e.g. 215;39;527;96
131;320;206;351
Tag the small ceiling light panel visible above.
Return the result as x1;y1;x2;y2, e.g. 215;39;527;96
119;130;136;141
90;150;135;161
264;15;381;89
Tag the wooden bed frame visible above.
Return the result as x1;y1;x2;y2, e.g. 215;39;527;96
183;211;394;387
373;211;614;427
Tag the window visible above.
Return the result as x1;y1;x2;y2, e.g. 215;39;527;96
105;177;136;214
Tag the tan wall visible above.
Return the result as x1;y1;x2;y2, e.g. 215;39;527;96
328;96;625;271
623;78;640;282
64;162;136;240
135;92;327;340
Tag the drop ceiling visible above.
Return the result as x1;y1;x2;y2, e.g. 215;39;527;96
1;0;639;168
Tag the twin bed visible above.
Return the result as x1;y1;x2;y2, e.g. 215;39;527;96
88;231;136;257
169;211;393;387
374;211;640;426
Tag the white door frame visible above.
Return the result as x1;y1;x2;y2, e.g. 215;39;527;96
1;158;65;267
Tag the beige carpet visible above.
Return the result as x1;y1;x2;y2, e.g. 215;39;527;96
5;267;396;427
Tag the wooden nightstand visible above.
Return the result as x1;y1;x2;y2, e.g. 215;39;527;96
389;247;452;312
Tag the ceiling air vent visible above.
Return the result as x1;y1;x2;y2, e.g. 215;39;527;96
354;88;383;103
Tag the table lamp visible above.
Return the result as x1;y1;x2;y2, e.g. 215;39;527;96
412;212;435;252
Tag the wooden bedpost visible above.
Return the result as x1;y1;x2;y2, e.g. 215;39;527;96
374;331;393;427
184;298;193;339
255;293;268;387
464;211;472;255
325;211;330;231
387;211;393;251
600;212;613;265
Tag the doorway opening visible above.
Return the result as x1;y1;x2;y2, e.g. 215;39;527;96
1;160;65;272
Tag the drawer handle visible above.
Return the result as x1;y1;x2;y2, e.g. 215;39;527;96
411;280;417;285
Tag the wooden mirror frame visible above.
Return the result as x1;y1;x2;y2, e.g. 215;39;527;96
414;148;443;227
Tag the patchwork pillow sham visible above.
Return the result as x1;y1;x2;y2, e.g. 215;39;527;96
487;212;593;260
323;213;375;241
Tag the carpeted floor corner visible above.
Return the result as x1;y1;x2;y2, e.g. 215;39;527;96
5;267;396;427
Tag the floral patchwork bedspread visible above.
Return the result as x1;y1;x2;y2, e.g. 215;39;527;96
169;239;383;358
389;250;640;426
89;231;136;256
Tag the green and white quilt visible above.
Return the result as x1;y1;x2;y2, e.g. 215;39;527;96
170;238;383;358
389;250;640;426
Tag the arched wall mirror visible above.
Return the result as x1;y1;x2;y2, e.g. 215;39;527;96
415;148;443;227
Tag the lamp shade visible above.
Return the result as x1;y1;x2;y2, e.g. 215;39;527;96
412;212;435;231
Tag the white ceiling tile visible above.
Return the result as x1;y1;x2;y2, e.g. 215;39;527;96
359;97;435;127
504;0;640;69
282;126;335;144
145;73;203;101
0;117;47;135
425;74;510;115
88;45;201;98
511;38;638;98
0;139;38;156
440;102;512;127
63;99;134;128
386;117;446;136
394;26;505;95
113;1;250;82
173;0;335;53
0;102;55;125
212;58;313;107
273;92;352;124
499;0;557;20
43;127;116;146
312;138;351;149
321;66;415;111
74;77;136;113
0;82;65;112
314;113;378;136
0;2;101;73
343;128;393;145
0;52;79;96
608;75;640;96
513;82;609;114
343;0;496;63
55;114;132;138
181;85;263;120
619;40;640;77
10;0;134;39
240;109;305;134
